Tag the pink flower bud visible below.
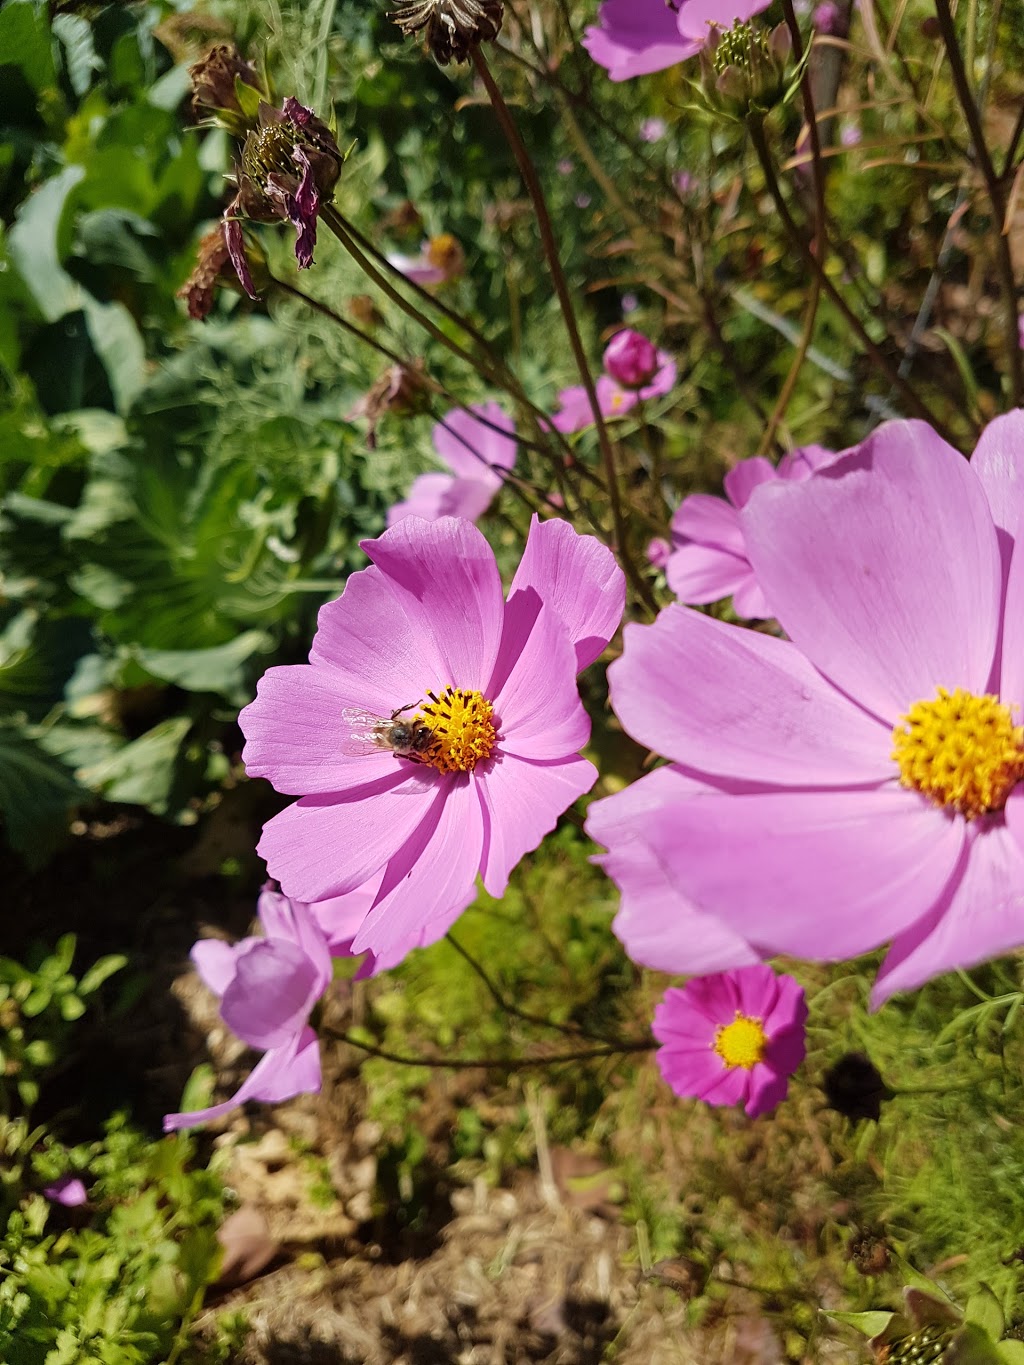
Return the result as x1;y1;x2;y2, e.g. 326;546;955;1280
603;329;660;389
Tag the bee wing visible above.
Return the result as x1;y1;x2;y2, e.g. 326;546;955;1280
337;708;389;757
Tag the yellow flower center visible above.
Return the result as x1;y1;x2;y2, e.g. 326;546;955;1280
891;687;1024;819
416;687;497;774
713;1013;767;1070
426;233;463;275
610;392;624;411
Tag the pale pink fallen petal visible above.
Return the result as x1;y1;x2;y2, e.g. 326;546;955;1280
163;1028;321;1131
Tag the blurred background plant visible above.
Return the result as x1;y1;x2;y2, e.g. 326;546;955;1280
4;0;1024;1358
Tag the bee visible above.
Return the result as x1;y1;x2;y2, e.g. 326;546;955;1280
340;701;434;761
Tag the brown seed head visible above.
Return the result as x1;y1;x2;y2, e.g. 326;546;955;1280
389;0;504;64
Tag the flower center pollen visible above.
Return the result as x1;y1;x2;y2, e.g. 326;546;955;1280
416;687;497;774
891;687;1024;819
713;1013;767;1070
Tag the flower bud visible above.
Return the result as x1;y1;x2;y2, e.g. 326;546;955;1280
699;20;791;119
603;329;660;389
389;0;504;64
188;43;263;135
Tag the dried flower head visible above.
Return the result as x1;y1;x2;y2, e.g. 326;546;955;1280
178;223;267;320
347;361;432;447
389;0;504;64
188;42;262;133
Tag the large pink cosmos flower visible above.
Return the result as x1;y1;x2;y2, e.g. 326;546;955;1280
654;966;806;1116
164;888;330;1131
552;352;676;434
666;445;837;618
387;403;516;527
241;516;625;963
584;0;773;82
587;414;1024;1004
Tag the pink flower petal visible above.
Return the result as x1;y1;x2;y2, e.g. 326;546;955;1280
351;775;483;957
730;574;773;620
258;768;444;902
240;664;393;795
491;599;590;758
583;0;699;80
307;875;384;954
190;938;238;998
671;495;746;555
676;0;773;41
586;767;762;975
609;606;892;786
969;409;1024;540
433;402;516;482
742;421;1002;722
872;819;1024;1003
665;544;760;610
220;939;320;1050
502;516;626;673
257;887;332;991
163;1027;321;1131
744;1066;790;1117
477;751;597;898
600;779;966;967
722;457;776;508
388;473;486;528
308;565;444;712
361;517;505;689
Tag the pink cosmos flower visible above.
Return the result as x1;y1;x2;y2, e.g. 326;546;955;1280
43;1175;88;1206
584;0;772;82
654;966;806;1116
665;445;837;618
388;403;517;527
552;353;676;433
587;414;1024;1004
387;233;465;286
164;887;330;1130
240;516;625;964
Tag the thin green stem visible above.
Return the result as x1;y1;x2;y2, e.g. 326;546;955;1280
932;0;1022;406
328;1026;655;1070
747;118;956;440
471;46;657;616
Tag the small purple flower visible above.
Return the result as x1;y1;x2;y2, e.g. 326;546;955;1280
557;158;575;175
647;536;672;569
575;192;592;209
388;402;517;526
43;1175;88;1207
603;328;660;389
164;887;331;1130
673;170;695;195
665;446;838;618
640;116;667;142
812;0;844;33
840;120;862;148
653;966;807;1117
621;292;640;314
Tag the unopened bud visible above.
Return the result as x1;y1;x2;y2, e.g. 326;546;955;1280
699;20;791;119
188;43;262;135
603;329;660;388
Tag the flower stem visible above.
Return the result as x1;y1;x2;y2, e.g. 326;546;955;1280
470;46;658;617
932;0;1022;407
329;1027;655;1070
747;117;956;441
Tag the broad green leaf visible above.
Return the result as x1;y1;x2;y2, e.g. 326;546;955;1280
7;167;85;323
77;715;191;812
131;630;272;699
0;721;83;862
998;1343;1024;1363
0;1;57;98
81;297;146;415
966;1286;1005;1343
823;1309;896;1338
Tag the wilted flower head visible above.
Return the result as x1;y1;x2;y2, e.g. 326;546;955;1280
188;42;262;134
653;965;806;1117
164;887;331;1131
228;97;343;288
178;222;265;320
389;0;504;64
347;360;432;448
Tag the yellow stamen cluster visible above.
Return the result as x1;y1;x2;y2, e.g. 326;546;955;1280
713;1013;767;1070
417;687;497;774
892;687;1024;819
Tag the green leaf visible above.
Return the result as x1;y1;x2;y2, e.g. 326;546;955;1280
0;0;57;98
0;720;83;863
823;1309;896;1338
998;1342;1024;1363
81;297;146;416
78;716;191;813
966;1286;1005;1343
76;955;127;996
58;994;86;1022
131;630;272;700
946;1323;1006;1365
7;167;85;323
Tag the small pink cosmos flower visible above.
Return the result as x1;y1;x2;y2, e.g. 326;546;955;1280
584;0;772;81
552;352;676;434
240;516;625;964
665;445;837;618
164;887;330;1130
387;403;516;527
603;329;660;389
654;966;806;1117
588;414;1024;1004
387;233;465;286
